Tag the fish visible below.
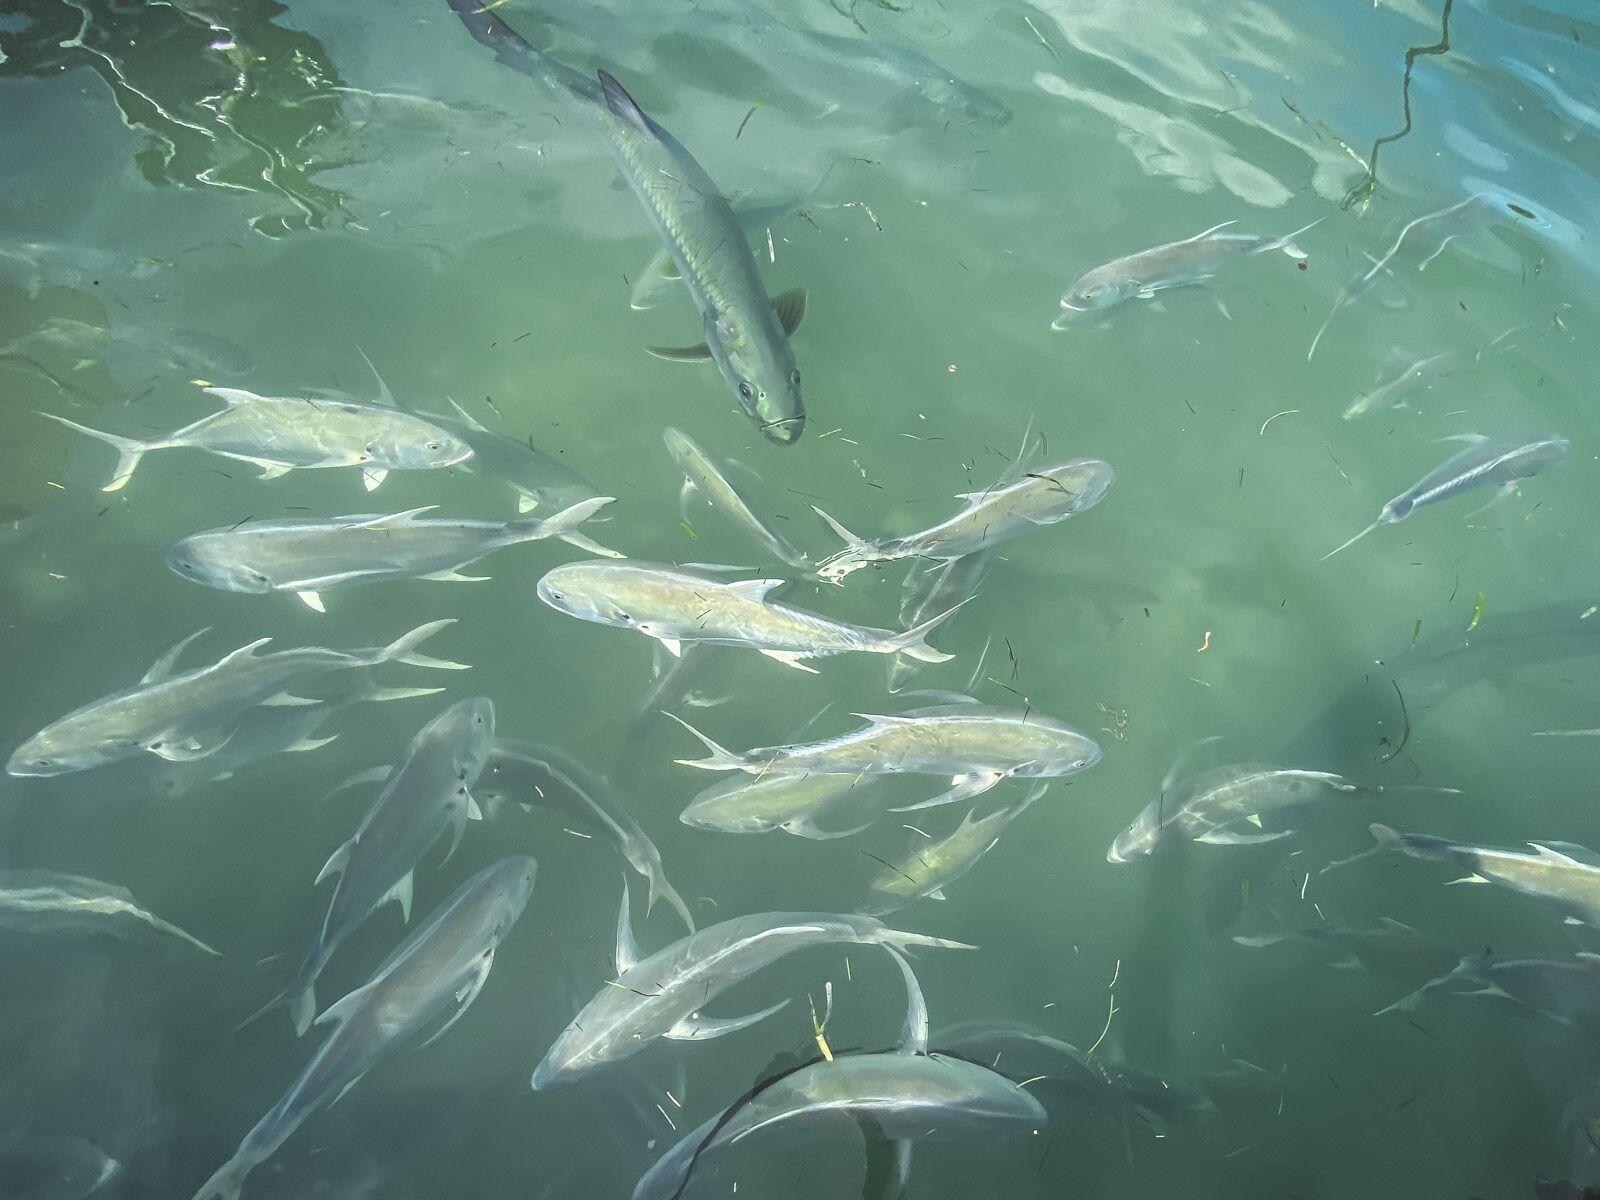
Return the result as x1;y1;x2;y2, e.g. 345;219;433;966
1350;823;1600;929
247;698;495;1035
39;386;471;493
536;562;961;672
0;317;256;394
663;427;811;572
532;897;974;1088
165;497;617;613
479;738;695;933
887;553;992;693
7;620;468;778
1231;916;1456;977
1375;950;1600;1027
814;458;1115;583
410;398;603;517
678;770;879;841
1341;324;1528;420
0;870;217;954
0;237;164;301
1052;216;1321;325
189;856;536;1200
861;784;1046;913
448;1;807;444
668;704;1102;811
0;1134;120;1200
1320;433;1569;559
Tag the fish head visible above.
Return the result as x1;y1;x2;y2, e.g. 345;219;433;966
1034;459;1117;514
162;536;275;593
705;310;805;446
1107;803;1164;862
530;1025;599;1089
434;696;497;781
7;720;133;777
1380;495;1415;523
536;563;638;629
1056;272;1133;321
490;855;538;932
364;415;473;470
910;75;1011;128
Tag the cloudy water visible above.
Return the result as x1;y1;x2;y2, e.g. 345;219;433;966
1;0;1598;1196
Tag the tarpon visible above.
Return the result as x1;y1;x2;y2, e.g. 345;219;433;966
679;770;878;841
8;621;468;778
1053;216;1321;325
1375;950;1600;1027
165;497;617;612
190;856;535;1200
1321;433;1568;559
0;870;217;955
40;388;470;493
448;0;808;444
250;698;495;1035
479;738;695;933
814;458;1115;583
663;427;811;572
537;562;961;671
668;704;1101;811
532;899;974;1088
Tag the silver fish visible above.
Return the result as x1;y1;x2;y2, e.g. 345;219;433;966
814;458;1115;583
1321;433;1568;559
0;1135;120;1200
669;704;1101;811
189;856;535;1200
1231;916;1454;977
663;427;811;571
678;770;877;841
532;899;973;1088
0;870;217;955
479;739;695;934
888;553;992;693
1053;216;1320;325
7;620;468;778
862;784;1045;913
449;2;807;443
537;562;960;672
1342;324;1528;420
165;497;616;613
40;387;470;493
1375;950;1600;1026
250;698;495;1035
416;398;603;517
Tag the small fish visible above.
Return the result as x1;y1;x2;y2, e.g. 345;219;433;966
815;459;1114;583
0;1134;120;1200
1320;433;1569;559
40;387;470;493
0;870;217;955
663;427;811;571
532;898;974;1088
247;698;495;1035
8;620;467;778
1231;916;1455;977
668;704;1101;811
1341;326;1525;421
678;769;878;840
189;856;535;1200
537;562;960;671
415;399;604;518
862;784;1046;913
1375;950;1600;1027
1053;216;1321;325
0;237;164;301
165;497;616;612
479;739;695;933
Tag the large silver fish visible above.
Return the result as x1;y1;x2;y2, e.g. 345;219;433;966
40;388;469;493
663;427;811;571
814;458;1115;582
189;856;535;1200
532;899;973;1088
251;698;495;1035
668;704;1101;811
1321;433;1568;559
1052;217;1320;325
537;562;960;672
165;498;616;613
7;621;467;778
0;870;217;955
448;0;807;444
1375;950;1600;1026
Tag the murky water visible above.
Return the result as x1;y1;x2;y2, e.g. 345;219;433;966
2;0;1598;1197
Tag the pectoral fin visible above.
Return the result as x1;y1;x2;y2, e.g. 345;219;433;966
296;590;326;613
772;287;807;336
148;729;234;762
659;638;683;658
1193;824;1293;846
759;649;820;674
361;467;388;491
889;771;1004;813
419;950;494;1049
315;840;352;886
421;569;491;583
646;342;713;362
262;692;321;707
664;998;790;1041
382;870;414;923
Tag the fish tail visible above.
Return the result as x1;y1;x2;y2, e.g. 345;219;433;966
885;597;973;664
880;927;979;954
375;619;470;671
661;711;744;770
189;1156;250;1200
811;505;872;554
1272;214;1327;259
509;496;616;544
37;411;149;492
651;867;698;934
234;967;318;1037
1306;302;1339;361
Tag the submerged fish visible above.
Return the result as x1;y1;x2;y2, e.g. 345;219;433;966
887;553;992;693
1376;950;1600;1027
1320;433;1568;559
1052;216;1320;325
190;856;536;1200
0;870;217;955
537;562;960;671
7;620;467;778
419;398;602;516
663;427;810;571
479;738;695;933
0;1135;119;1200
40;387;470;493
861;784;1045;914
532;899;973;1088
1342;325;1528;420
669;704;1100;811
679;769;878;840
814;458;1115;583
251;698;494;1035
1232;916;1455;977
449;1;807;444
165;497;616;613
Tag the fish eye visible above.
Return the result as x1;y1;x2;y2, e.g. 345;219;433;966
548;590;564;601
738;381;753;402
789;370;801;388
426;441;441;451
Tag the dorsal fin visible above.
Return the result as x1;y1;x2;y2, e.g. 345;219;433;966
1529;841;1593;866
349;506;439;529
725;578;784;602
219;636;273;666
886;946;927;1056
614;875;641;976
141;627;211;685
355;345;396;407
598;70;653;135
445;396;489;432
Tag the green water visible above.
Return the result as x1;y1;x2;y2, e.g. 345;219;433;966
2;0;1598;1196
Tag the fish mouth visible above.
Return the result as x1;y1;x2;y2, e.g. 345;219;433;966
1050;305;1085;330
759;416;805;445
